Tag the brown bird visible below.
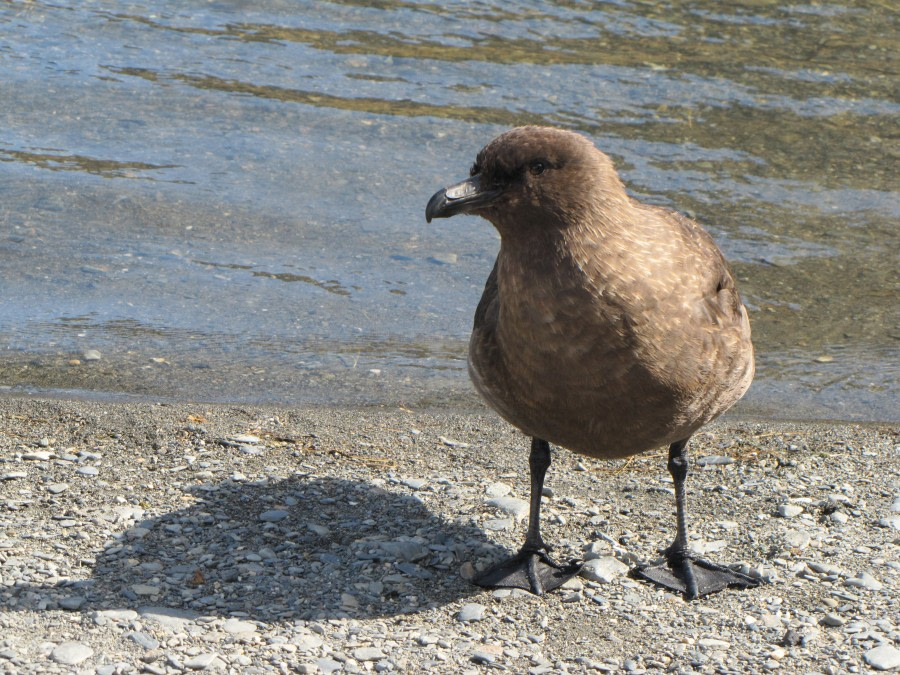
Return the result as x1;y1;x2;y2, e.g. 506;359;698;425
425;126;758;599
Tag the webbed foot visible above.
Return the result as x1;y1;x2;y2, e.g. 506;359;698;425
633;550;759;600
474;547;583;595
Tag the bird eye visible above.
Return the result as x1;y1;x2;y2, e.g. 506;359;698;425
469;163;480;177
530;161;546;175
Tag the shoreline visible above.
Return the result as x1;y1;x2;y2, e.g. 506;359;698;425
0;396;897;673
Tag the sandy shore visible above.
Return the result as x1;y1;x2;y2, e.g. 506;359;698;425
0;395;897;673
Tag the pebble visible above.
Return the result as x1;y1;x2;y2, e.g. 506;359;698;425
352;647;385;661
23;451;53;461
77;465;100;476
47;482;69;494
457;603;487;622
50;642;93;665
580;557;628;584
317;658;343;674
845;571;883;591
486;482;512;498
129;631;160;650
83;349;102;361
0;400;895;675
1;471;27;480
59;596;86;610
821;613;845;627
879;515;900;530
401;477;427;490
95;609;139;621
438;436;469;448
696;455;734;466
259;509;289;522
486;496;529;520
864;645;900;671
293;634;324;652
223;618;257;634
184;653;220;670
228;434;261;444
776;504;804;518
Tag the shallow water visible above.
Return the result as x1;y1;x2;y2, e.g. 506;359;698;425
1;0;897;421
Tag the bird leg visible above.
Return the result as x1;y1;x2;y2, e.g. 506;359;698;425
473;437;583;595
634;439;760;599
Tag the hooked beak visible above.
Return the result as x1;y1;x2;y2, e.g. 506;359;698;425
425;175;501;222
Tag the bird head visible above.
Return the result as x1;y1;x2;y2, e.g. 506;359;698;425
425;126;627;235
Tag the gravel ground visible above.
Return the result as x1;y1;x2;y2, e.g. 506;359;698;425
0;396;897;674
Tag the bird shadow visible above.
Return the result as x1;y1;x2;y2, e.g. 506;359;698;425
10;476;503;622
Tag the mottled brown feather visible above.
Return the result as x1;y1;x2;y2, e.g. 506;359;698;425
464;127;754;459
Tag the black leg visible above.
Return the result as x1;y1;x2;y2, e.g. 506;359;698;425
633;438;761;599
473;437;582;594
522;438;552;555
665;439;699;598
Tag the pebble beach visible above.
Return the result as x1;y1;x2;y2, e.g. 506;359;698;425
0;397;897;673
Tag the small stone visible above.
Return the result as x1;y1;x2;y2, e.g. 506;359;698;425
693;539;727;555
292;634;324;652
139;606;198;632
699;638;730;649
132;584;160;596
379;540;429;561
223;618;257;634
485;482;512;498
814;355;833;363
47;483;69;494
83;349;102;361
580;556;628;584
471;651;496;665
878;515;900;530
228;434;260;444
352;647;384;661
307;523;331;537
696;455;734;466
438;436;469;448
77;466;100;476
129;631;160;650
483;518;513;531
776;504;804;518
821;613;845;627
401;478;427;490
457;603;486;622
317;658;342;674
59;596;86;610
864;644;900;671
784;529;811;550
126;527;151;539
845;572;883;591
1;471;27;480
95;609;139;621
50;642;93;665
259;509;289;522
486;496;529;520
830;511;849;524
23;451;53;461
184;652;219;670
